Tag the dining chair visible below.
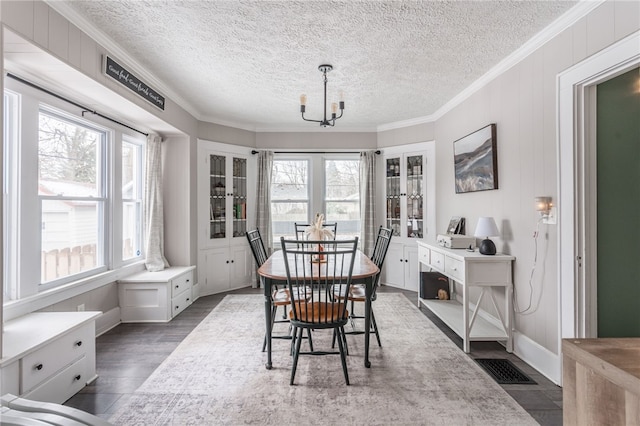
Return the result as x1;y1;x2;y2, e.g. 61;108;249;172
247;229;306;352
294;222;338;241
333;226;392;349
280;236;358;385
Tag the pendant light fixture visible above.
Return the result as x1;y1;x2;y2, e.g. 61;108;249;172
300;64;344;127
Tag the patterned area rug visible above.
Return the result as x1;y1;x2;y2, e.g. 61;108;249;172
109;293;537;425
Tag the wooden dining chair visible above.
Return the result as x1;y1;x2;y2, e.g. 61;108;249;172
333;226;392;349
280;236;358;385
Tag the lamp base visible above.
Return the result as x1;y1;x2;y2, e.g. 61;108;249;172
479;238;496;255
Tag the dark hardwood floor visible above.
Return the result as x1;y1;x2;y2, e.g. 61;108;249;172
65;285;562;425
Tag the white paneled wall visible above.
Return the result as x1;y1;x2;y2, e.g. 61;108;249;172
377;0;639;382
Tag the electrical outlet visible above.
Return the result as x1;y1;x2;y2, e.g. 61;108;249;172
77;304;85;312
543;207;557;225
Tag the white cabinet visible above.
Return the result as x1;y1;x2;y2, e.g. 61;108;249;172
198;245;253;295
0;312;100;404
382;243;419;292
377;141;435;291
118;266;195;322
383;152;427;239
197;140;256;296
417;241;515;353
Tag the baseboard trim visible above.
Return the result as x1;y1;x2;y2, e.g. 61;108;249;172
513;331;561;385
96;307;121;337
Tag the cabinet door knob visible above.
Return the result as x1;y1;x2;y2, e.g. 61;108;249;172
75;340;83;347
226;260;229;263
231;260;234;263
175;305;180;310
186;298;190;302
74;375;82;381
35;363;43;371
175;285;180;288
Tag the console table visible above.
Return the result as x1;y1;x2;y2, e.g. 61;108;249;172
417;241;515;353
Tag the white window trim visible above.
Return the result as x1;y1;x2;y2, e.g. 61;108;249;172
3;77;146;314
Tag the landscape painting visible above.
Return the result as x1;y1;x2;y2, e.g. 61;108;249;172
453;123;498;193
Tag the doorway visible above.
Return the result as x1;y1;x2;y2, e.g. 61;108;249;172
558;32;640;343
594;67;640;337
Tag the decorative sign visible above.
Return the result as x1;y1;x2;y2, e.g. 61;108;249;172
103;56;165;110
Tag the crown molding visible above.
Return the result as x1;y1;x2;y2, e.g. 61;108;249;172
379;0;606;131
46;0;604;134
45;1;202;121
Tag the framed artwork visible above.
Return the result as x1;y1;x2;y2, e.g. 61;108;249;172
453;123;498;193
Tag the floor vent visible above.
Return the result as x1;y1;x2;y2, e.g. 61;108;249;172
475;358;537;385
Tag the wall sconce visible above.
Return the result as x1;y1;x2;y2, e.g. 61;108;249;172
535;196;556;224
535;196;552;216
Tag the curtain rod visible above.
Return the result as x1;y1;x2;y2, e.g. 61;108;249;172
7;73;149;137
251;150;380;155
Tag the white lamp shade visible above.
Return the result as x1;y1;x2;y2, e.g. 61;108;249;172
474;217;500;238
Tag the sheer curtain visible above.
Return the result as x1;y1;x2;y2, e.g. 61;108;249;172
144;134;169;271
256;151;274;253
359;151;377;255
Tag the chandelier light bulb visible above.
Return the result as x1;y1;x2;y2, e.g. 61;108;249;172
331;102;338;114
300;94;307;106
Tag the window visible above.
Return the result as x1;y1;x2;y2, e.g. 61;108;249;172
38;109;106;285
269;155;361;243
271;159;309;240
324;159;360;238
3;90;19;300
122;139;143;261
2;80;146;302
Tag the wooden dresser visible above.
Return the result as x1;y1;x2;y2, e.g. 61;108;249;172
562;338;640;425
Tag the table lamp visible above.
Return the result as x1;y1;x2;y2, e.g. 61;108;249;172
474;217;499;255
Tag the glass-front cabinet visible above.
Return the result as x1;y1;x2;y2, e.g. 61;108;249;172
384;153;425;239
208;154;248;241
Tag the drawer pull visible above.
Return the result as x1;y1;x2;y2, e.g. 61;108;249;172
75;340;83;347
35;363;43;371
74;374;82;381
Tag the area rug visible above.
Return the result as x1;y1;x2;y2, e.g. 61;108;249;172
109;293;537;425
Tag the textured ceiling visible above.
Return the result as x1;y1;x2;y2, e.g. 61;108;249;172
59;1;578;131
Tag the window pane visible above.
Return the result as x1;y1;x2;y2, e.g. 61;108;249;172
41;200;102;283
122;139;142;261
123;201;142;260
271;160;308;200
38;112;101;197
271;201;308;240
122;141;139;199
325;159;360;238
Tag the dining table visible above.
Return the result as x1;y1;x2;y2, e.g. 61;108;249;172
257;248;380;370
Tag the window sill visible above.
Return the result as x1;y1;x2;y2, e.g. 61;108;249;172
3;261;146;321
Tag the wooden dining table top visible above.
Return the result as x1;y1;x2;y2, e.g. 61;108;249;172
257;249;379;281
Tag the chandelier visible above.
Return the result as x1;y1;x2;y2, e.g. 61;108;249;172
300;64;345;127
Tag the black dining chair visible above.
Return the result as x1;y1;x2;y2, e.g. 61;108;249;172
333;226;392;349
280;236;358;385
247;229;291;351
247;229;312;352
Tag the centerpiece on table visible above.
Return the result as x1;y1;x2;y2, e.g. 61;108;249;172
304;213;334;263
